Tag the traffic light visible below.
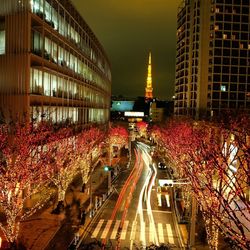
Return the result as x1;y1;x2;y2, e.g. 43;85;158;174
103;165;112;171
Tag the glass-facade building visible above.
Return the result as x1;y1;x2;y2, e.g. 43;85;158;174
0;0;111;125
175;0;250;118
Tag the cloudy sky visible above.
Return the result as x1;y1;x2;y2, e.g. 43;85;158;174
71;0;182;100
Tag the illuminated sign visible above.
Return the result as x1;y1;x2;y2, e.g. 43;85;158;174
124;111;144;117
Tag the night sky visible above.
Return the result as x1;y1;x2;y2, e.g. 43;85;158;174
71;0;182;100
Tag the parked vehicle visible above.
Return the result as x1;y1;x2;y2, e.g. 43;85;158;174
158;162;167;169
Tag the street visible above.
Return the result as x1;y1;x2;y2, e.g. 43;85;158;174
77;141;183;249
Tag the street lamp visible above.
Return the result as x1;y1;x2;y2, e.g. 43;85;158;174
104;165;112;193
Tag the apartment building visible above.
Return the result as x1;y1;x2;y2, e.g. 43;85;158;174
175;0;250;118
0;0;111;125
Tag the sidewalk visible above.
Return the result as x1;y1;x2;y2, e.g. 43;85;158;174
16;155;129;250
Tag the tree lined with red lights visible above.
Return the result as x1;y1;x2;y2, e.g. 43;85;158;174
136;121;148;138
0;123;106;244
153;117;250;249
76;127;105;185
42;127;77;207
0;123;54;243
108;125;128;150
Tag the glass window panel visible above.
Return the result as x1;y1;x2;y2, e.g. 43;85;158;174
44;1;51;21
57;77;63;98
32;69;43;94
44;37;51;59
58;46;63;65
51;75;57;97
51;7;58;30
44;72;50;96
0;30;5;55
51;41;57;63
32;0;44;13
65;50;69;67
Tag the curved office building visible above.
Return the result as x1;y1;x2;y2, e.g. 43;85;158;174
0;0;111;125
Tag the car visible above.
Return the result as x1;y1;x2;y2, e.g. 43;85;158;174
158;162;167;169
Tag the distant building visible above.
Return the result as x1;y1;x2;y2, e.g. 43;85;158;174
149;99;174;123
0;0;111;126
150;102;164;123
175;0;250;118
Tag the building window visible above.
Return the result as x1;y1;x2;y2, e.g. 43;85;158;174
32;31;43;55
0;18;5;55
221;85;227;92
0;30;5;55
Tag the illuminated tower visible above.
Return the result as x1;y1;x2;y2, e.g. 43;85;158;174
145;52;153;99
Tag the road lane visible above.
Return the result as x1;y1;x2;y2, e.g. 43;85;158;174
78;141;183;250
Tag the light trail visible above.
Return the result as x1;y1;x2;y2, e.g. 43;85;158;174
130;142;160;248
146;163;159;245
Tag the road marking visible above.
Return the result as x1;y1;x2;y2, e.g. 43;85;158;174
110;220;120;239
101;220;112;239
145;209;172;214
158;223;164;243
149;222;154;243
91;219;104;238
130;220;137;240
121;220;129;240
157;193;162;207
165;194;170;207
140;221;146;246
166;224;174;244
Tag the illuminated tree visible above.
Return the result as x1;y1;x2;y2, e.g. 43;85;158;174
136;121;148;138
76;127;105;185
108;126;128;151
43;127;77;207
0;123;53;243
153;117;250;250
106;125;129;165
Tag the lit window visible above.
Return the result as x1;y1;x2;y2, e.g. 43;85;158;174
221;85;226;92
215;8;220;13
214;25;219;31
223;34;228;39
0;30;5;55
248;44;250;50
232;34;236;40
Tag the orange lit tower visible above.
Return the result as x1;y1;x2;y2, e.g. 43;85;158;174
145;52;153;99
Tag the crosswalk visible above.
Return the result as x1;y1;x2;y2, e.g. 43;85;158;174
157;193;171;207
91;219;176;245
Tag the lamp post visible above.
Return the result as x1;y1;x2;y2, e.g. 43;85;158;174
104;165;112;193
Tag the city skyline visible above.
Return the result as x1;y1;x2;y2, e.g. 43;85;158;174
71;0;182;100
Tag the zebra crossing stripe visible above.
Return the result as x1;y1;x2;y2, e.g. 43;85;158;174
158;223;164;243
110;220;120;240
101;220;112;239
166;224;174;244
157;193;162;207
149;222;154;243
165;194;170;207
130;220;137;240
91;219;104;238
121;220;129;240
140;221;146;246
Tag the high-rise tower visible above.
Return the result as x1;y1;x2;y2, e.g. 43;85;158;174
174;0;250;118
145;52;153;99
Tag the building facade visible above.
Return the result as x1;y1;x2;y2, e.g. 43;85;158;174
0;0;111;126
174;0;250;118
